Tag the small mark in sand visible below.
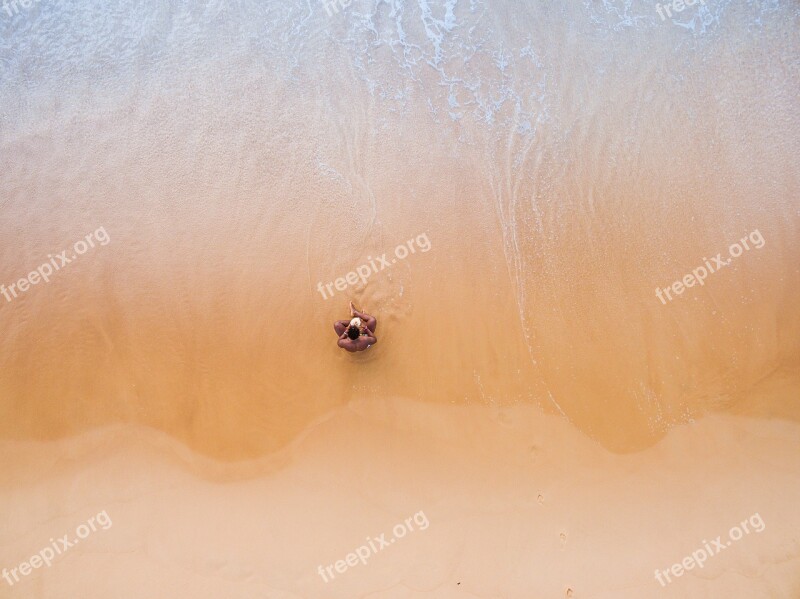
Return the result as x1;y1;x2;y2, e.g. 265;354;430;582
560;532;567;546
727;541;731;546
392;258;397;263
537;494;544;504
566;588;574;597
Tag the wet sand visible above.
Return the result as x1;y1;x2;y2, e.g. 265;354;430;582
0;0;799;596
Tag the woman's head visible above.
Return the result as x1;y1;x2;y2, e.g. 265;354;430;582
346;317;363;340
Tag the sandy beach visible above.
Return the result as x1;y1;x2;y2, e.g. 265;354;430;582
1;0;798;596
1;394;799;598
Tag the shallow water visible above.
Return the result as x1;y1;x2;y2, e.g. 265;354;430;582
0;0;798;459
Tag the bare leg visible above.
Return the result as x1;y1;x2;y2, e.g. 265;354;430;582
351;309;376;334
334;320;350;336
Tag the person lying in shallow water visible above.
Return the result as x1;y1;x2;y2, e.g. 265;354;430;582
334;302;377;352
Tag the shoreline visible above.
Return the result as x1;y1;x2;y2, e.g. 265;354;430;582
1;399;798;598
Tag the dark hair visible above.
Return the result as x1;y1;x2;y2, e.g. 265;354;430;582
347;326;360;340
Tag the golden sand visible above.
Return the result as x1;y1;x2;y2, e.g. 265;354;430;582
0;0;798;596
